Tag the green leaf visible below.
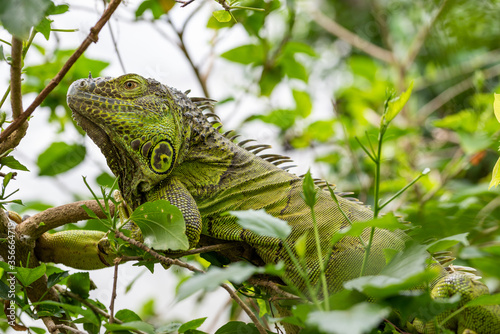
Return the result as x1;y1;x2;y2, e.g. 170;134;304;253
135;0;164;19
426;233;469;253
215;321;260;334
39;300;101;326
301;170;318;207
259;66;283;96
489;157;500;189
221;44;265;65
37;142;86;176
16;264;46;287
251;108;296;130
293;90;312;117
283;41;317;57
80;204;99;219
281;57;308;82
494;93;500;123
0;156;29;171
0;45;5;61
95;172;116;188
306;302;390;334
212;10;232;23
465;293;500;306
384;81;413;124
47;271;68;289
35;17;52;40
67;272;91;299
178;317;207;333
229;209;291;240
331;213;405;245
0;0;52;39
130;199;189;251
115;309;142;322
177;262;258;300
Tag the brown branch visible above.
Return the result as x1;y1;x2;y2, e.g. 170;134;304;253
114;230;203;273
109;257;121;324
309;10;394;64
17;200;115;239
220;283;267;334
165;7;210;98
0;0;123;144
53;324;86;334
403;0;449;70
9;38;23;119
418;63;500;121
0;38;28;155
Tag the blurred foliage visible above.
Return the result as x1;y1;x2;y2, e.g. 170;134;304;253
0;0;500;333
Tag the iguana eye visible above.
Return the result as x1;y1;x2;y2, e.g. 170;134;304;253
124;81;138;90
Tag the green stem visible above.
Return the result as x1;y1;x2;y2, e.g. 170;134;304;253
379;169;429;210
360;127;385;277
0;86;11;110
310;205;330;310
282;242;322;309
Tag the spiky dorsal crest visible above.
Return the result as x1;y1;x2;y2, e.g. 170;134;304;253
189;95;361;201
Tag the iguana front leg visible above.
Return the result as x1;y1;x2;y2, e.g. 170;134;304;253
147;176;202;249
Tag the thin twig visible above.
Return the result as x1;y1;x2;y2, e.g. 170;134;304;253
309;10;394;64
0;0;123;143
114;230;203;272
102;0;126;73
165;8;210;97
220;283;267;334
53;324;86;334
109;257;122;324
418;63;500;121
403;0;449;70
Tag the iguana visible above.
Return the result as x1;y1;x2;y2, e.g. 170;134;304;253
33;73;499;333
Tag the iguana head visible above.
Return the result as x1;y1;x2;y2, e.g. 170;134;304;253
67;73;202;205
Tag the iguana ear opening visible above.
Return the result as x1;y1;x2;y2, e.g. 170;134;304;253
148;140;175;174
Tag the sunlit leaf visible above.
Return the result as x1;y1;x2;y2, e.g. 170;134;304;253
221;44;265;65
384;81;413;124
213;10;232;23
130;200;189;251
494;93;500;123
178;317;207;333
489;158;500;189
229;209;291;240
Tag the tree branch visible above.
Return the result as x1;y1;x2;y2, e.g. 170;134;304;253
403;0;449;70
17;200;115;239
309;10;394;64
0;38;28;155
418;63;500;121
0;0;123;144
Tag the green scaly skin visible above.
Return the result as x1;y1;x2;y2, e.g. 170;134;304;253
33;74;499;333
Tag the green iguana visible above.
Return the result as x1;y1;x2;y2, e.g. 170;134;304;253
34;73;499;333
